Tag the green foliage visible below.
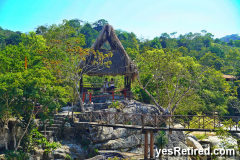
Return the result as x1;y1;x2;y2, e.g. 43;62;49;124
156;131;168;149
80;23;98;48
189;113;215;129
2;18;240;157
126;121;132;125
108;101;120;109
94;148;99;153
29;129;61;153
194;133;208;140
79;139;90;149
4;150;29;160
216;119;240;156
66;154;73;160
136;48;208;114
234;40;240;47
93;19;108;32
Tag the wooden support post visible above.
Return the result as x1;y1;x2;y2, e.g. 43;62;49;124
89;92;92;102
150;132;154;159
124;89;127;98
144;133;148;159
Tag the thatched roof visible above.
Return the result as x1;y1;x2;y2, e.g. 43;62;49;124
82;24;138;79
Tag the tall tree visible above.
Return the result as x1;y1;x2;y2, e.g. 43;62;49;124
93;19;109;32
35;25;48;35
136;49;207;115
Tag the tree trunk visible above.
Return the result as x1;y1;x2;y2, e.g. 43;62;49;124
13;128;16;149
44;121;46;138
3;128;8;150
15;111;34;152
75;81;85;113
12;121;17;149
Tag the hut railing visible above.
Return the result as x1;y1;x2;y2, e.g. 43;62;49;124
82;89;131;102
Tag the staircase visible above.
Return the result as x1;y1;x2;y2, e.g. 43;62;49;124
38;113;68;142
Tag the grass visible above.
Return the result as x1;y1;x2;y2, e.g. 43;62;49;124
186;131;216;141
73;112;81;114
194;133;208;141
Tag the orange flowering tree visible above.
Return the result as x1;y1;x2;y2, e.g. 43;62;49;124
43;38;112;112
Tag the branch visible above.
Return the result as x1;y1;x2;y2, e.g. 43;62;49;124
144;76;154;89
171;75;201;114
15;107;34;152
162;76;171;111
169;72;181;106
137;72;165;113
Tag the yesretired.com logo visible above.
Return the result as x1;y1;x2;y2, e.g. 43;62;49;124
155;147;235;157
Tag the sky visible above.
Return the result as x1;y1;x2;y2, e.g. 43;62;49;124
0;0;240;40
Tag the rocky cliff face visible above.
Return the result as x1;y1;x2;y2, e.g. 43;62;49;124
66;100;189;160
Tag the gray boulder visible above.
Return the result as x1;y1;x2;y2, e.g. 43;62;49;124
93;134;142;150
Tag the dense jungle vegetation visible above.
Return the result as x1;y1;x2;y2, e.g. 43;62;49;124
1;19;240;156
1;18;240;157
1;19;240;117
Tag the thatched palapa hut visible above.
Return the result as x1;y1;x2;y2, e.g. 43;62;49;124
80;24;138;93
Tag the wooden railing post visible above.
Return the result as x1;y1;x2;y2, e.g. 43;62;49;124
150;132;154;158
112;91;114;101
82;93;85;102
89;92;92;102
169;116;171;129
199;116;201;129
124;89;126;98
203;116;204;129
214;116;215;129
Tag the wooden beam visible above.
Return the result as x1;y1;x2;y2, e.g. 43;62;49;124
150;132;154;158
124;76;127;89
144;133;148;159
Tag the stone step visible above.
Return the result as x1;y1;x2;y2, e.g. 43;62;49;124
45;123;62;127
52;120;64;124
54;117;66;121
54;114;68;117
39;130;54;135
74;118;79;122
47;126;60;131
